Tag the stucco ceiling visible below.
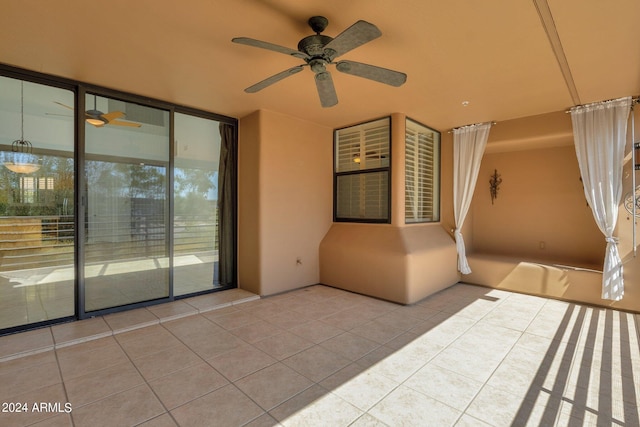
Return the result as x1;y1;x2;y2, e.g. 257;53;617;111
1;0;638;131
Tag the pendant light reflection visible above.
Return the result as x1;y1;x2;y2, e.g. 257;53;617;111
5;81;41;174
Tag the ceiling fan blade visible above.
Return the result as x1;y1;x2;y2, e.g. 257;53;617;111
315;72;338;108
101;111;125;122
245;65;305;93
232;37;308;60
324;20;381;59
53;101;74;111
109;120;142;128
335;60;407;87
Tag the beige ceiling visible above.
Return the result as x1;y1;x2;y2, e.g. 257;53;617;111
1;0;638;131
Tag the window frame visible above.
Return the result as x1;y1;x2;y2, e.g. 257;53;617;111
333;116;392;223
404;117;441;224
0;63;238;334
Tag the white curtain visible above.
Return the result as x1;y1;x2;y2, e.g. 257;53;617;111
570;96;631;301
453;122;492;274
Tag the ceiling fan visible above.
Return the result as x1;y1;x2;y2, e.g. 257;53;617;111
232;16;407;107
50;95;142;128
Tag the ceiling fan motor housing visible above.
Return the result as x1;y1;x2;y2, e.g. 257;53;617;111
298;34;334;60
232;15;406;107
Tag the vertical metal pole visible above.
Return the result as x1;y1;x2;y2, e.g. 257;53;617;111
76;87;86;319
168;108;174;299
632;106;636;257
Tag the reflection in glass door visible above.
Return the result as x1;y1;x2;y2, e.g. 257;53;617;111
84;94;170;312
0;76;75;330
173;113;221;296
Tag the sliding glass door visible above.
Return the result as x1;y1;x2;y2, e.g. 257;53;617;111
0;65;237;333
83;94;170;312
0;76;75;330
173;113;221;296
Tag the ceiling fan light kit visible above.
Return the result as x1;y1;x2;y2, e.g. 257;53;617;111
85;112;108;127
51;96;142;128
232;16;407;107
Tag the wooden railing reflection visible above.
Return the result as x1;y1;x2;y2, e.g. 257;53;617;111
0;214;218;271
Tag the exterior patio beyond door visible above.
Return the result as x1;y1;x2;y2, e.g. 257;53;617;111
83;94;170;312
0;74;230;333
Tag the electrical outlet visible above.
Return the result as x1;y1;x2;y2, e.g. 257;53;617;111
539;241;546;250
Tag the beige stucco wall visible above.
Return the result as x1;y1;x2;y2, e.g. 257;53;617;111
472;145;604;266
463;110;640;313
238;109;333;296
319;223;409;302
439;131;456;238
239;107;639;312
319;223;458;304
319;114;459;304
239;111;460;304
238;111;261;293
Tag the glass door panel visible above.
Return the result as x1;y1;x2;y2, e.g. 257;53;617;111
173;113;220;296
84;94;170;312
0;76;75;330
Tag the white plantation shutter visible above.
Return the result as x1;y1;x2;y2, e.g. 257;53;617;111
336;172;389;219
363;171;388;218
336;174;360;218
361;125;390;169
405;120;440;223
336;129;361;172
335;118;390;221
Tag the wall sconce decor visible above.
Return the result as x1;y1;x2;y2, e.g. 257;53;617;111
489;169;502;204
624;186;640;217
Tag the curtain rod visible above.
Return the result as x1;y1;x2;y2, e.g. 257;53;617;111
447;121;496;134
564;96;640;114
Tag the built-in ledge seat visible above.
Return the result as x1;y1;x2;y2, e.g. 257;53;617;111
463;252;604;306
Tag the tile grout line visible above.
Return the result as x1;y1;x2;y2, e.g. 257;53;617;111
0;293;260;363
461;292;548;426
113;321;195;427
151;304;274;424
550;304;588;427
55;295;261;426
345;287;505;425
405;304;486;426
52;346;74;427
420;290;540;426
279;295;466;425
204;292;399;424
6;284;632;427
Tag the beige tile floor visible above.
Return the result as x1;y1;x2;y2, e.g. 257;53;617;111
0;283;639;426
